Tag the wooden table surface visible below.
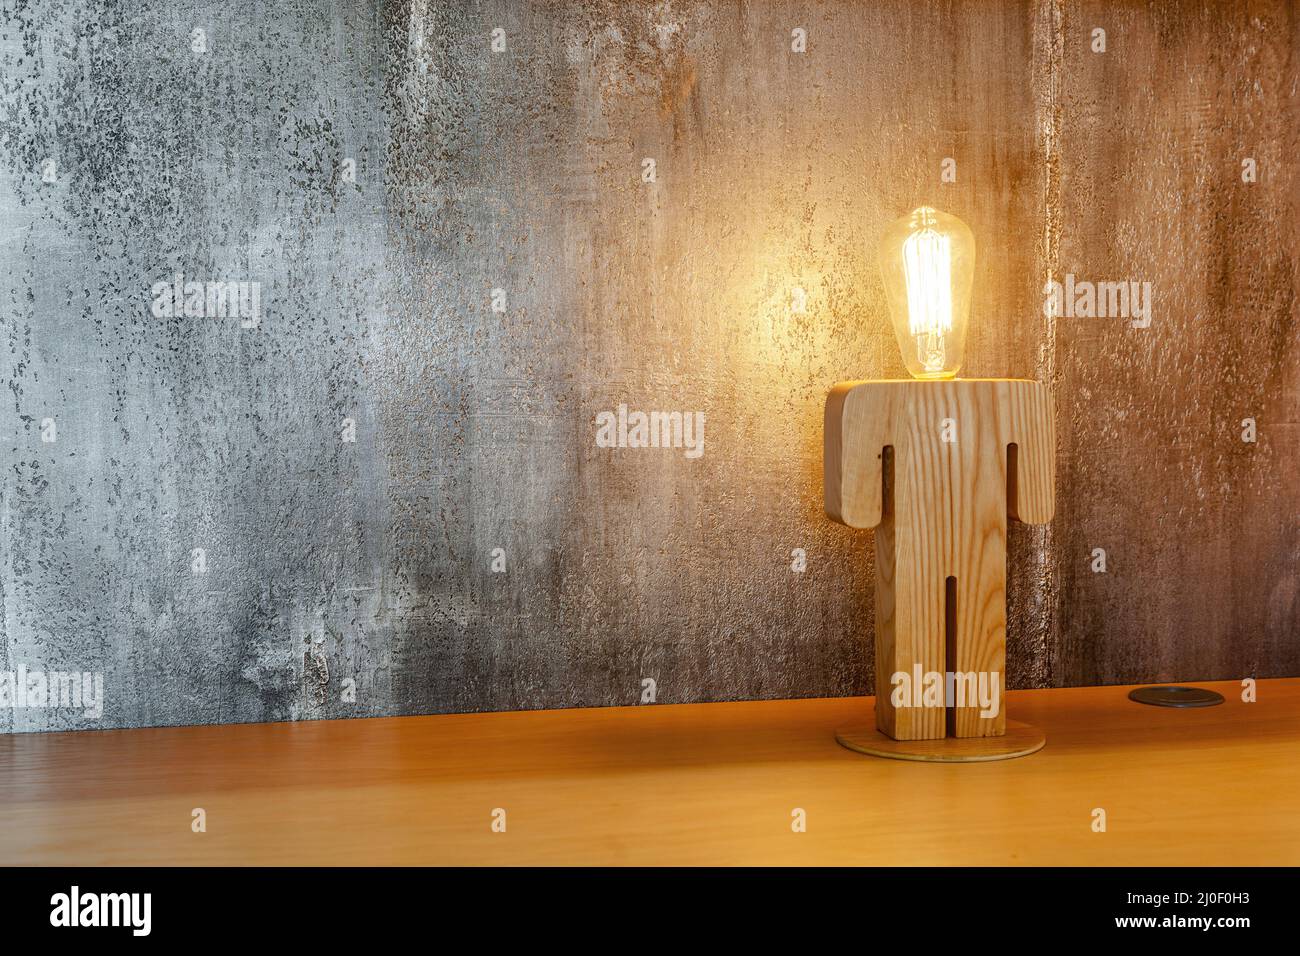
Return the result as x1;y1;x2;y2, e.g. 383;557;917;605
1;679;1296;866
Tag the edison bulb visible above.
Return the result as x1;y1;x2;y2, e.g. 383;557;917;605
878;206;975;380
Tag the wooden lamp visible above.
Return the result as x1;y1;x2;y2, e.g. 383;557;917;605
824;207;1055;762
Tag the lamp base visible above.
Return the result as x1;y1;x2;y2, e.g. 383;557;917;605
835;720;1046;763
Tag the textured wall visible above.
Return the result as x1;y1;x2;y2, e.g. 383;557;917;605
1048;0;1299;686
0;0;1295;732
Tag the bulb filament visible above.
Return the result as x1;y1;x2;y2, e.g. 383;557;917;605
901;223;954;374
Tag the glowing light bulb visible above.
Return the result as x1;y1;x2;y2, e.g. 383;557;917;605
878;206;975;380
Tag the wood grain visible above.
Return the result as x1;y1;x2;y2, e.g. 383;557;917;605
0;680;1295;866
826;379;1055;740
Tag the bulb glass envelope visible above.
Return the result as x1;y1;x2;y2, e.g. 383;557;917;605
878;206;976;380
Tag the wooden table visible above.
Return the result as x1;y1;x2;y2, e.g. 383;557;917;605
1;679;1296;865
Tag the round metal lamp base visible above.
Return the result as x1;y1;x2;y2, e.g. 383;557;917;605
834;720;1046;762
1128;685;1224;708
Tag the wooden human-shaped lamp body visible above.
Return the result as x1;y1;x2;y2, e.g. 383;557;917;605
825;379;1055;745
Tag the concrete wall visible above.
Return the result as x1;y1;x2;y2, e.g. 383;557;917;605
0;0;1295;732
